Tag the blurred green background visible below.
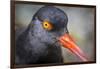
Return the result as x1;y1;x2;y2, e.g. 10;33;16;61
15;4;95;63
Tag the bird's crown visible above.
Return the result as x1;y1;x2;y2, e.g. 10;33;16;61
32;6;68;30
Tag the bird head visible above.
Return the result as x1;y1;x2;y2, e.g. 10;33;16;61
29;6;88;61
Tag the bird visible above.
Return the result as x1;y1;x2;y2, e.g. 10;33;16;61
15;6;87;65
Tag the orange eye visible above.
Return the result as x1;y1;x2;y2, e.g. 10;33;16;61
42;21;53;31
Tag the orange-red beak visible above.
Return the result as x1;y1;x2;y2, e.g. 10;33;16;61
58;33;88;61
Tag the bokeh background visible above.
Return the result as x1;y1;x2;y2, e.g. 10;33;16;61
15;4;95;63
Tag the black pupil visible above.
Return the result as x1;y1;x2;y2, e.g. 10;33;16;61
45;24;48;26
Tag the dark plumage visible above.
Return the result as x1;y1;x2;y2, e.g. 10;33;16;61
15;6;68;65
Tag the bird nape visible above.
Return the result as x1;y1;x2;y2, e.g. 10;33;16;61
15;6;88;65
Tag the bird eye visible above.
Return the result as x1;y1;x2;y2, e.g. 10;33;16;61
42;21;53;31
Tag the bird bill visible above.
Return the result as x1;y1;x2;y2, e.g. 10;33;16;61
59;34;88;61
